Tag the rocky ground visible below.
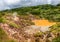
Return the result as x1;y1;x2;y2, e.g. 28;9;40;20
0;13;60;42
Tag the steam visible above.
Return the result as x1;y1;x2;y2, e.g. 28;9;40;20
13;12;17;17
12;12;19;21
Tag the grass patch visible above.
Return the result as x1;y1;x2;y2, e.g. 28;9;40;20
0;17;7;23
9;22;20;28
0;28;16;42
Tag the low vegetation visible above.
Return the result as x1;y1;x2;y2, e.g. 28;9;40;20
0;4;60;42
0;28;16;42
9;22;20;28
52;36;60;42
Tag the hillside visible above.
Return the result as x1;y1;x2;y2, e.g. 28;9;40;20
0;4;60;21
0;4;60;42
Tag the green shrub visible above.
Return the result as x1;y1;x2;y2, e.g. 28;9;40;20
34;32;43;37
52;36;60;42
50;22;60;35
0;17;7;23
9;22;20;28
